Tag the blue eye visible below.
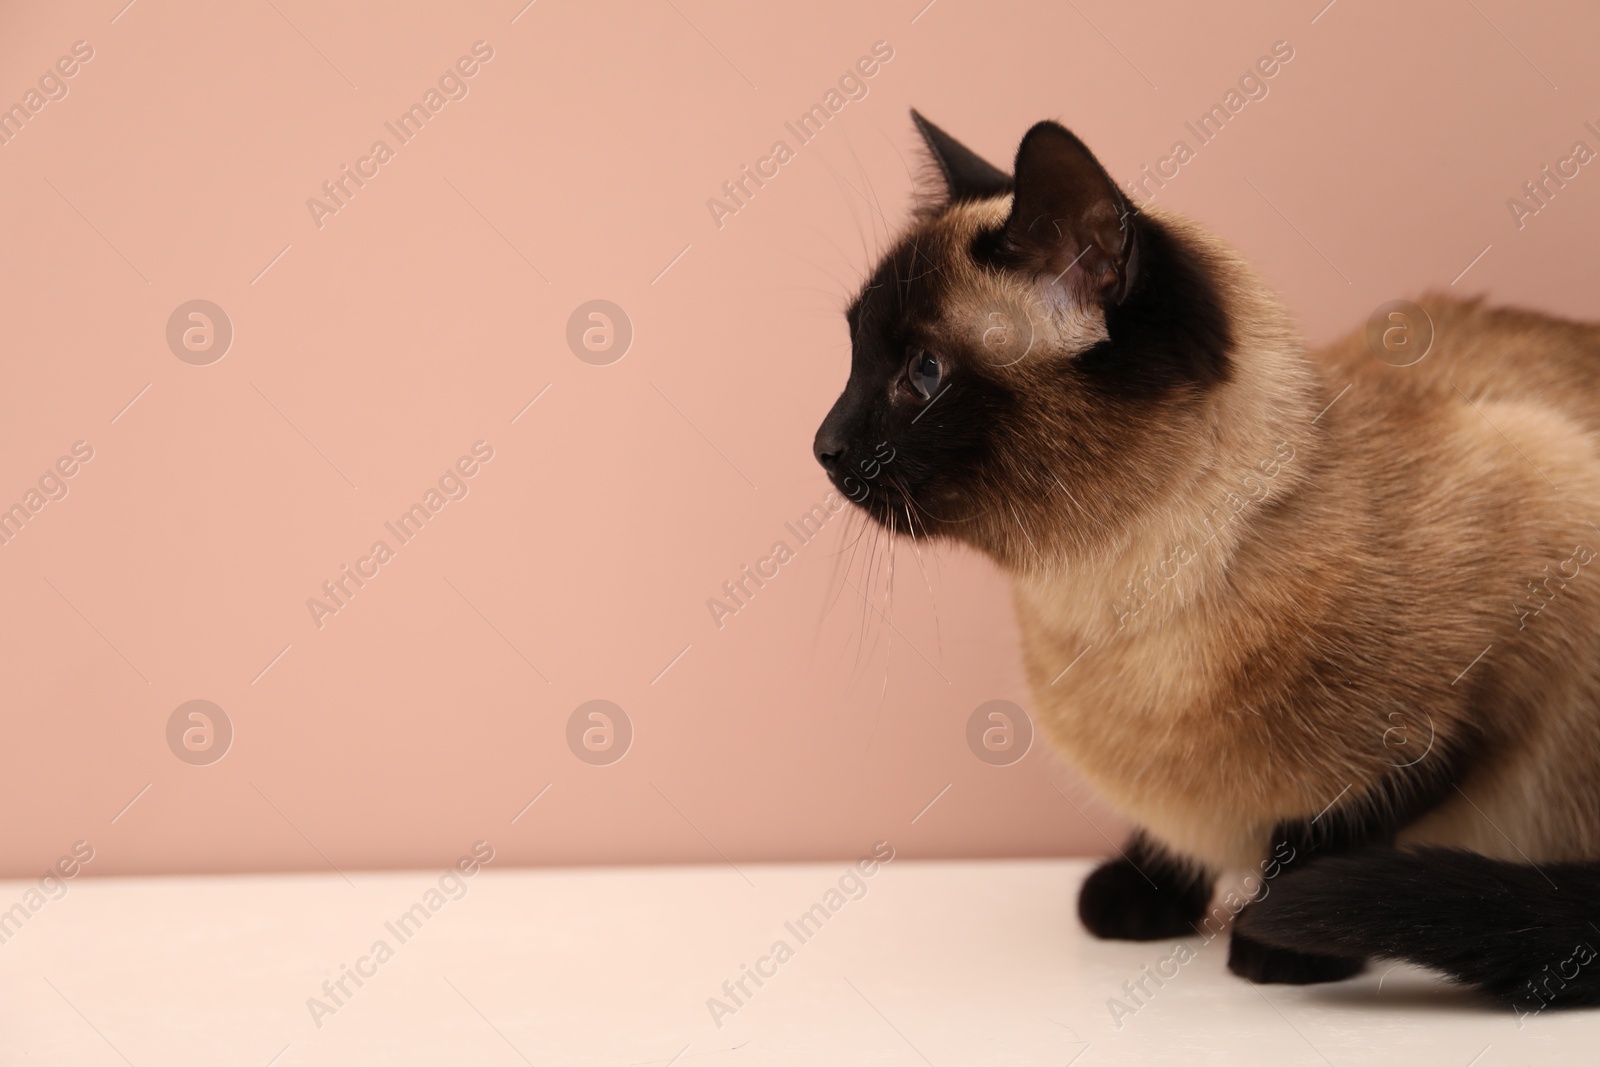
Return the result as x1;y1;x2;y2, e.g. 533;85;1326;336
908;349;941;400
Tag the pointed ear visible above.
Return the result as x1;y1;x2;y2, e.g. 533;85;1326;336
911;109;1012;203
1001;121;1137;305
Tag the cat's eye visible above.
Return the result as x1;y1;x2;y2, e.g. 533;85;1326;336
907;349;941;400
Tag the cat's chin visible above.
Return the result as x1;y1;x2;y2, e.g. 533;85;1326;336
842;491;924;538
851;495;908;532
851;494;981;545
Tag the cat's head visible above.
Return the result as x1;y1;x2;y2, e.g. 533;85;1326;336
813;112;1238;570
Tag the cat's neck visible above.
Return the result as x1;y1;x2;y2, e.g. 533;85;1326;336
1011;210;1328;642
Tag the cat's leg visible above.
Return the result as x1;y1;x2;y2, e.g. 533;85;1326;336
1078;830;1214;941
1226;924;1366;983
1228;821;1369;984
1227;750;1478;986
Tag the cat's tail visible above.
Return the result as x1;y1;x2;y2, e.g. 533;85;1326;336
1237;847;1600;1009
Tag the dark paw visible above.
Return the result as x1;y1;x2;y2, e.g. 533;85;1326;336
1078;855;1210;941
1228;930;1366;984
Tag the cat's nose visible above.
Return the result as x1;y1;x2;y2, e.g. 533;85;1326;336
813;428;847;473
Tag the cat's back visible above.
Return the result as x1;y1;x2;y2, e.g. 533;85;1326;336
1318;294;1600;438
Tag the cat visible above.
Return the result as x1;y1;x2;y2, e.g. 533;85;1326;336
814;109;1600;1009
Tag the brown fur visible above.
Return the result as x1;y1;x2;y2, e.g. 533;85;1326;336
1018;275;1600;871
825;150;1600;879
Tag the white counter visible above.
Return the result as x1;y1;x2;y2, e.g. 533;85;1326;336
1;858;1587;1065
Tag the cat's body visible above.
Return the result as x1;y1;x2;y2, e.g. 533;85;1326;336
815;111;1600;1007
1018;285;1600;873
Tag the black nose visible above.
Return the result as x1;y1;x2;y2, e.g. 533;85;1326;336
813;428;846;473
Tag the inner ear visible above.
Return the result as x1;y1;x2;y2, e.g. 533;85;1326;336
911;109;1013;204
1000;121;1136;305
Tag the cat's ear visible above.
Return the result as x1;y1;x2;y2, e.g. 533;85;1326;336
911;109;1013;203
1001;121;1137;305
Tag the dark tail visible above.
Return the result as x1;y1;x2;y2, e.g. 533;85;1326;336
1238;848;1600;1009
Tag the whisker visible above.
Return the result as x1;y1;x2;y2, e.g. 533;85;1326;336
814;153;874;275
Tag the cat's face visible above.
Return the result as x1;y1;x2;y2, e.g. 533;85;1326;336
813;114;1232;569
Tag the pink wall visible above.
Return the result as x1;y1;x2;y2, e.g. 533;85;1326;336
2;0;1597;877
